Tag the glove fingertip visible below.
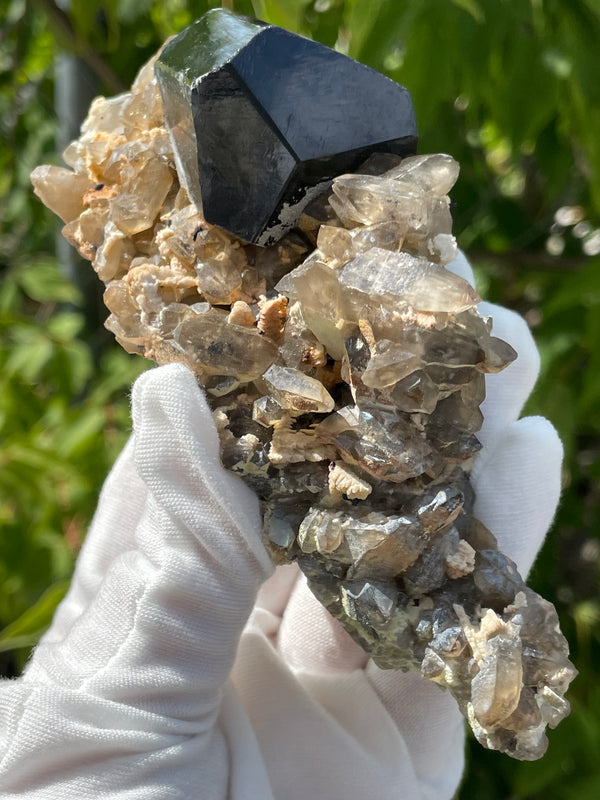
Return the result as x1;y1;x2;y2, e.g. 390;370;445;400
514;414;563;457
132;361;211;425
130;364;273;579
472;416;563;576
131;363;223;466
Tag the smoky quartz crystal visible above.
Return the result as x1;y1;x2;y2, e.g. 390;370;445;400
31;11;576;761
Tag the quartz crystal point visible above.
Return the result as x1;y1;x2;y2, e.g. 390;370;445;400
31;35;576;762
155;8;417;244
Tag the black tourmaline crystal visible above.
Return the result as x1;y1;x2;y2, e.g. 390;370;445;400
155;8;418;245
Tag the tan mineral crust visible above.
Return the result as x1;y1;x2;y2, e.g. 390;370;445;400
32;52;576;761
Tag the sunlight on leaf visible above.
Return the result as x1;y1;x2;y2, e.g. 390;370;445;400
451;0;484;23
0;581;70;652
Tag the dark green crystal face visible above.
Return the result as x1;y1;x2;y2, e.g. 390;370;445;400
155;8;417;245
157;9;267;83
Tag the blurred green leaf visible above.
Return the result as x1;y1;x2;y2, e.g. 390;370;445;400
4;333;54;382
46;312;85;341
118;0;154;23
541;258;600;315
55;407;106;458
17;259;82;305
0;580;70;652
451;0;484;23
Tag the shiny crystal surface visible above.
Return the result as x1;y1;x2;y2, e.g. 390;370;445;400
155;8;417;244
32;42;576;762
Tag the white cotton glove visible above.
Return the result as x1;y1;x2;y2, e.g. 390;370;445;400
0;253;562;800
0;368;275;799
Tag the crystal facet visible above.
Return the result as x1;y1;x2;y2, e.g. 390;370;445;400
32;25;576;763
155;9;417;244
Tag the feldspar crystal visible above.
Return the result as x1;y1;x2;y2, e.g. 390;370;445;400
32;16;576;762
155;8;417;244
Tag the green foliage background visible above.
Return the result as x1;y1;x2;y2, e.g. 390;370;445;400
1;0;599;796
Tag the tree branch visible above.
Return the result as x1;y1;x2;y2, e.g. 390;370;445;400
34;0;125;94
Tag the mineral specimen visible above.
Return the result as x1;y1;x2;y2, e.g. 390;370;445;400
155;8;417;244
31;18;576;762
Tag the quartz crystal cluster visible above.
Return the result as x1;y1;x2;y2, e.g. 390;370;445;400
32;45;575;761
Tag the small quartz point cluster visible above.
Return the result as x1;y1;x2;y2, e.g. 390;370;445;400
31;54;576;761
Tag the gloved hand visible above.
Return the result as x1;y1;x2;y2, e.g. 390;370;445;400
0;254;562;800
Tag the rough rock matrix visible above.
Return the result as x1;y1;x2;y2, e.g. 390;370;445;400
31;50;576;761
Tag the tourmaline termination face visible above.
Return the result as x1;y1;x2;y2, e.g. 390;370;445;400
31;35;576;762
155;8;417;244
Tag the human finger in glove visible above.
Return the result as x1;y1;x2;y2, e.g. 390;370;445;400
0;254;562;800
